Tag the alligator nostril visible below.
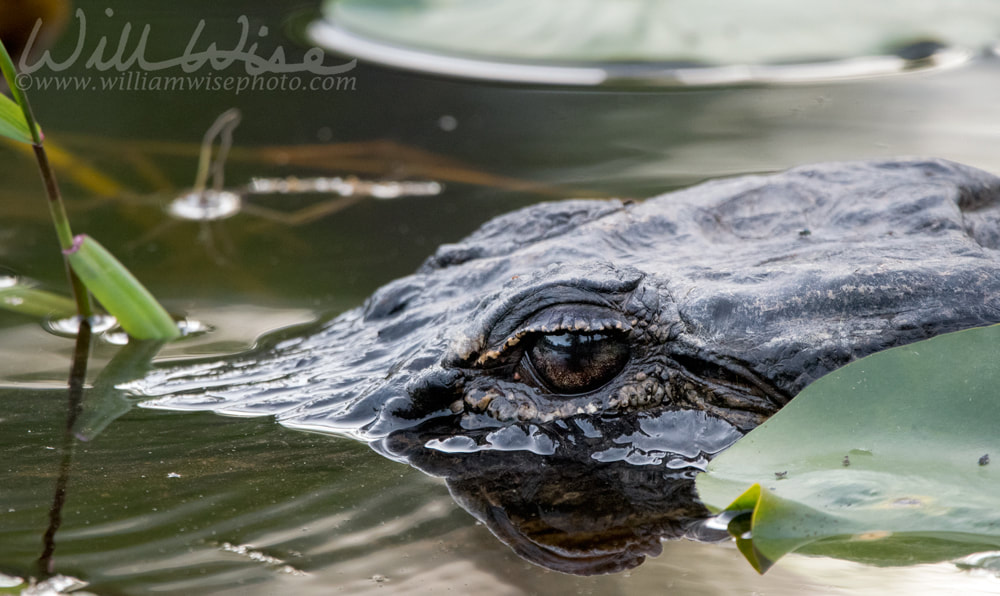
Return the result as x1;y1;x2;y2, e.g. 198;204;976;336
404;367;465;414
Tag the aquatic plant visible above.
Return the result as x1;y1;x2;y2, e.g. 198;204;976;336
697;324;1000;573
0;37;178;340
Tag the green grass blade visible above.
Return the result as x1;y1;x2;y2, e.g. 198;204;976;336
0;92;33;143
65;235;180;340
0;284;77;319
0;37;41;145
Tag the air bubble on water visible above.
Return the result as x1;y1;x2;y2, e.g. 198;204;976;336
168;190;242;221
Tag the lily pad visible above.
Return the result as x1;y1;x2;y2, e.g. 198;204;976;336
695;324;1000;573
313;0;1000;85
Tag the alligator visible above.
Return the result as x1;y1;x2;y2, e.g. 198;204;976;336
128;157;1000;574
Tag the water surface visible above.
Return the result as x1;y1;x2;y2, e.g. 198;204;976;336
3;1;1000;592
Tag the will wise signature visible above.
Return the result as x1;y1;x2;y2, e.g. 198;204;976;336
18;8;356;76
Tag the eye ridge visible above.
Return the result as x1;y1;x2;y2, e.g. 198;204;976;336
522;330;630;396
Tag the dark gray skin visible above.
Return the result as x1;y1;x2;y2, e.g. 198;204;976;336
129;157;1000;574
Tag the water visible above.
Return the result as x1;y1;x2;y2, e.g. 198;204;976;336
3;0;1000;593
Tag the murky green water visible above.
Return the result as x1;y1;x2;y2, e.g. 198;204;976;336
3;1;1000;593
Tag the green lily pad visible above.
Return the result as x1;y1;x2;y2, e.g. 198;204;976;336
321;0;1000;65
696;324;1000;573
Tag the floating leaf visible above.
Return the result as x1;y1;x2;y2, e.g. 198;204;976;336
696;324;1000;572
65;235;180;341
324;0;1000;64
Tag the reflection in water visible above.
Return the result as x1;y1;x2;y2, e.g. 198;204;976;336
379;411;736;575
38;319;91;576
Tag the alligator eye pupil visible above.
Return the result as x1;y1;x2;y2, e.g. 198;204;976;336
526;332;629;395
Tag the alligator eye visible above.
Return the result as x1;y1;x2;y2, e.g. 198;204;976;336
525;332;629;395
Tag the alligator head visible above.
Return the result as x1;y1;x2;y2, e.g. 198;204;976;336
127;157;1000;573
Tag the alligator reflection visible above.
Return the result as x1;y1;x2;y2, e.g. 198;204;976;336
375;410;736;575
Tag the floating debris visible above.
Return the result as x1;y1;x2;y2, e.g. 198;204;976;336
774;471;788;479
167;109;244;222
167;110;444;227
248;175;442;199
168;190;243;221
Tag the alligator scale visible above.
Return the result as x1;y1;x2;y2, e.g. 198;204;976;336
127;158;1000;574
